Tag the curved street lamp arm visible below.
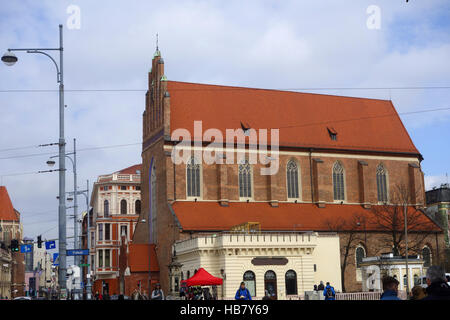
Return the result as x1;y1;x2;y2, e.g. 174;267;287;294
26;50;61;83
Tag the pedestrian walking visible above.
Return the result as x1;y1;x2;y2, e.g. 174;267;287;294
410;285;427;300
323;282;336;300
262;290;271;300
380;276;401;300
131;289;141;300
142;290;149;300
317;281;325;291
235;282;252;300
151;283;165;300
313;284;318;291
422;265;450;300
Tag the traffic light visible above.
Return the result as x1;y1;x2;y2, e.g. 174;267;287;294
37;235;42;248
10;239;19;252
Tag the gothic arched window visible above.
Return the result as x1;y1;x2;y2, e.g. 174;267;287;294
333;161;345;201
376;164;388;202
186;157;201;197
239;160;252;199
287;160;300;199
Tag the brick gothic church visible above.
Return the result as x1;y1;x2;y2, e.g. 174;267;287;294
132;48;445;295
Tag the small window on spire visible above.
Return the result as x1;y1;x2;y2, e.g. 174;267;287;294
327;127;337;141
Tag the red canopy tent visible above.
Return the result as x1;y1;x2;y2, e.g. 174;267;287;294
185;268;223;287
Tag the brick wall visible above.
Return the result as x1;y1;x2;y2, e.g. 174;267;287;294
338;231;445;292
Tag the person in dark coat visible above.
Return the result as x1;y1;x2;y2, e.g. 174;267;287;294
323;282;336;300
235;282;252;300
380;276;401;300
422;266;450;300
317;281;325;291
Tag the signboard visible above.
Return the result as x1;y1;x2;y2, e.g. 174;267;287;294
53;253;59;266
45;240;56;250
66;249;89;256
79;263;90;267
20;244;33;253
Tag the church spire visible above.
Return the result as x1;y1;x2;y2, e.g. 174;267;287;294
153;33;161;58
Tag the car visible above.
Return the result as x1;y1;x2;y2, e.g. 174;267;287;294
13;296;31;300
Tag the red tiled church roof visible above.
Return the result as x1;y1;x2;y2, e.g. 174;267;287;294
128;243;159;272
170;202;440;232
0;186;19;221
167;81;420;156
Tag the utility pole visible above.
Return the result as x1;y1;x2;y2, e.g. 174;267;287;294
2;25;67;298
73;138;78;268
404;203;410;295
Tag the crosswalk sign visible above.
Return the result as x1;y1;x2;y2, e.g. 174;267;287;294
45;240;56;250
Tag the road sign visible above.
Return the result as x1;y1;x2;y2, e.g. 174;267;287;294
45;240;56;250
66;249;89;256
20;244;33;253
52;253;59;266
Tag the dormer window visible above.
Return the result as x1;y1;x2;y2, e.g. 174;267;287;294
327;127;337;141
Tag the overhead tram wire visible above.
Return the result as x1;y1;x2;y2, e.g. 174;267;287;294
0;106;448;166
0;142;141;161
0;85;449;93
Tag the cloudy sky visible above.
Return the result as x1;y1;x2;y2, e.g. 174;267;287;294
0;1;449;256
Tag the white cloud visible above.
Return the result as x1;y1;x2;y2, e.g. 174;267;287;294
425;174;449;191
0;0;449;242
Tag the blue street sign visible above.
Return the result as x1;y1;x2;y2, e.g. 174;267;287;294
66;249;89;256
52;253;59;266
45;240;56;250
20;244;33;253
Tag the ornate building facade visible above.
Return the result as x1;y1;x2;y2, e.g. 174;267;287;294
133;49;445;296
89;165;142;295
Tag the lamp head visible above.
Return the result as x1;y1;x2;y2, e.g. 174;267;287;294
46;160;56;167
2;51;18;66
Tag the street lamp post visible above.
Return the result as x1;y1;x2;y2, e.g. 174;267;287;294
2;24;67;298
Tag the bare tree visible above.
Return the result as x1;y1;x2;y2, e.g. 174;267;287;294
368;183;437;257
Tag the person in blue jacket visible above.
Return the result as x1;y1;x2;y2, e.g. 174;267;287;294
235;282;252;300
380;276;401;300
323;282;336;300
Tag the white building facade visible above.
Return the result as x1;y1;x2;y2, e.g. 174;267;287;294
172;231;342;299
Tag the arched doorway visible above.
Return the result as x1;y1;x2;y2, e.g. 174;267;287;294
264;270;277;300
285;270;297;295
243;271;256;297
